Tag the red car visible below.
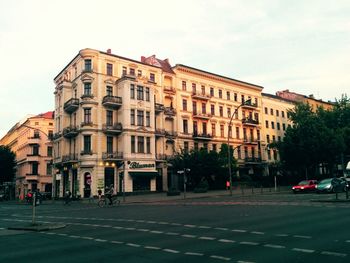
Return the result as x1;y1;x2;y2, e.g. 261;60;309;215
292;180;318;193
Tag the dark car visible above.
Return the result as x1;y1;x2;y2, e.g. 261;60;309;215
316;178;348;193
292;180;318;193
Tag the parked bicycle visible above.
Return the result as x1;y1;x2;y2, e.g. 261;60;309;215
98;195;120;207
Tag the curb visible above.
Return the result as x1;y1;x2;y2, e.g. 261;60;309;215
8;223;66;232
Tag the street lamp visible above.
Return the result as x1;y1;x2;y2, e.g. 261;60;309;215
227;99;251;196
177;168;190;199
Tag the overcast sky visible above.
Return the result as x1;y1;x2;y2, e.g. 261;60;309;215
1;0;349;138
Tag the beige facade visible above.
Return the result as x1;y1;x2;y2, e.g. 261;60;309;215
0;112;54;198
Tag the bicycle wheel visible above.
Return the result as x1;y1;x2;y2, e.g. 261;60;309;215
98;199;106;208
114;199;121;206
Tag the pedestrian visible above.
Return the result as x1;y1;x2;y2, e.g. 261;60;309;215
98;189;102;200
105;184;113;205
226;180;230;190
64;190;71;205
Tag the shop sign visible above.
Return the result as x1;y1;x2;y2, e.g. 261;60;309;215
129;162;155;169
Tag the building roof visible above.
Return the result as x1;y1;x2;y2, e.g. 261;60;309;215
141;55;175;74
262;92;296;104
30;111;54;119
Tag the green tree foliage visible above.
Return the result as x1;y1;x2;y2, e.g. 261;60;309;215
277;96;350;179
0;145;16;184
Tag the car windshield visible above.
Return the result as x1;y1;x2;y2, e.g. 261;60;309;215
319;179;332;184
298;181;310;185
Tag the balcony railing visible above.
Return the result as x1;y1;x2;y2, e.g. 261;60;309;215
102;95;122;109
64;98;79;113
193;112;211;119
81;121;93;127
242;100;258;109
80;94;94;99
102;152;123;160
242;117;259;126
155;129;166;137
25;174;39;181
192;91;210;100
164;86;176;94
193;132;212;140
155;103;165;113
81;150;93;155
164;107;176;116
156;154;172;160
102;122;123;134
63;125;79;138
165;131;177;138
243;138;259;144
62;153;78;163
244;157;262;163
52;132;62;140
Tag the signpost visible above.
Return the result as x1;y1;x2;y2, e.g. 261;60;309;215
177;168;190;200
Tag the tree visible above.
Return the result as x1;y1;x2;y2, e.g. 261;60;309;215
0;145;16;184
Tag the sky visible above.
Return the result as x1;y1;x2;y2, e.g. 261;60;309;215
0;0;349;138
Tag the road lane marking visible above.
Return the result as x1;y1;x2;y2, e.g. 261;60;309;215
237;261;255;263
293;235;311;239
94;239;107;242
171;223;181;226
198;226;211;229
166;232;180;236
57;233;68;236
218;239;236;243
163;249;180;254
232;229;247;233
240;241;259;246
215;227;229;231
185;252;204;256
251;231;264;235
159;222;169;225
264;244;285;249
184;224;196;228
275;234;288;237
81;236;94;240
321;251;347;257
210;255;231;261
110;240;124;244
137;228;149;232
199;236;216;240
182;234;197;238
150;230;163;234
126;227;136;231
113;226;123;229
292;248;315;253
144;246;161;250
127;243;141;248
69;235;81;238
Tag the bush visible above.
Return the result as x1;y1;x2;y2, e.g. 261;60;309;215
194;180;209;193
167;187;180;196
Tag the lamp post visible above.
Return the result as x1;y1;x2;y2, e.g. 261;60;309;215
227;99;251;196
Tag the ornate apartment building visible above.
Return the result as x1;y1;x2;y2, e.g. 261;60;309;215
0;112;54;198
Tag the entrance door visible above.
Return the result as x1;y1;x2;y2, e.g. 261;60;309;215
156;169;163;192
84;172;91;198
105;168;115;188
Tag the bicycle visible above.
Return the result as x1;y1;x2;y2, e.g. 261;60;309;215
98;195;120;207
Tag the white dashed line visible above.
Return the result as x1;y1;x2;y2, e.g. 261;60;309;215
171;223;181;226
57;233;68;236
144;246;161;250
127;243;141;248
110;240;124;244
199;236;216;241
293;235;311;239
292;248;315;253
159;222;169;225
346;240;350;243
321;251;347;257
113;226;123;230
185;252;204;256
147;221;156;224
232;229;247;233
94;239;107;242
264;244;285;249
218;239;236;243
137;228;149;232
81;236;94;240
182;234;197;238
215;227;229;231
184;224;196;228
198;226;211;229
275;234;288;237
210;255;231;261
150;230;163;234
237;260;255;263
251;231;264;235
163;249;180;254
69;235;81;238
240;241;259;246
166;232;180;236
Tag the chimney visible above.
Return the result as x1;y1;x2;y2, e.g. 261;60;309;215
107;49;111;54
141;56;146;63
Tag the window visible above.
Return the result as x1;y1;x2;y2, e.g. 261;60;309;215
83;135;91;153
282;111;285;118
266;135;270;143
130;84;135;99
84;59;92;71
255;98;258;106
265;120;269;128
45;141;54;158
236;127;240;139
268;149;271;160
227;91;230;100
201;85;205;95
129;68;135;76
46;163;52;175
282;123;286;131
211;123;216;137
271;121;275;129
184;141;189;152
146;137;151;154
48;130;53;140
211;104;215;115
203;122;207;135
244;147;248;158
137;86;144;100
278;136;281;142
192;83;196;93
33;130;40;138
130;109;135;125
32;145;39;155
194;142;199;151
241;95;245;103
192;101;197;115
149;73;155;82
131;136;135;153
138;136;144;153
106;110;113;125
84;83;91;95
228;126;232;138
210;87;214;97
220;125;224;137
202;103;206;114
234;93;237;101
227;108;231;118
32;162;38;175
219;89;222;98
219;106;223;117
107;136;113;153
257;130;260;140
270;108;274;115
122;66;127;75
277;122;281;130
193;121;198;134
146;112;150;127
145;87;150;101
243;128;247;140
276;110;279;117
237;146;241;159
182;81;187;91
264;107;268;114
212;144;217;152
182;99;187;111
106;86;113;96
137;110;144;126
84;108;91;124
137;70;142;77
183;119;188;133
107;63;113;76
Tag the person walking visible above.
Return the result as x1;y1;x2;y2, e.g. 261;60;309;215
105;184;113;205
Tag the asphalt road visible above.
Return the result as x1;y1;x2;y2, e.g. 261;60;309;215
1;192;350;263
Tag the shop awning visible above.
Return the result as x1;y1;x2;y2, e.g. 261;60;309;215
129;171;160;177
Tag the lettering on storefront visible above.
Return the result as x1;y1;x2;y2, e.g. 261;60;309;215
129;162;155;169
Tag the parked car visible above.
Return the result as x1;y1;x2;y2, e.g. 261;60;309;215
316;178;348;193
292;180;318;193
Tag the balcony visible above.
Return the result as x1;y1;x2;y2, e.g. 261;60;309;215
62;153;78;163
244;157;262;163
82;67;93;73
81;150;93;155
193;112;211;120
52;132;62;140
28;136;40;145
102;122;123;135
81;121;93;127
242;117;259;126
80;94;94;100
164;107;176;117
27;154;40;162
156;154;171;161
64;98;79;113
193;132;212;140
25;174;39;181
102;95;122;109
155;103;165;114
241;100;258;109
155;129;166;137
164;86;176;95
165;131;177;140
243;138;259;145
121;73;137;80
102;152;123;160
192;91;210;101
63;125;79;138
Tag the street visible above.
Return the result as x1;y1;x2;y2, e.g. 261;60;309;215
1;191;350;263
